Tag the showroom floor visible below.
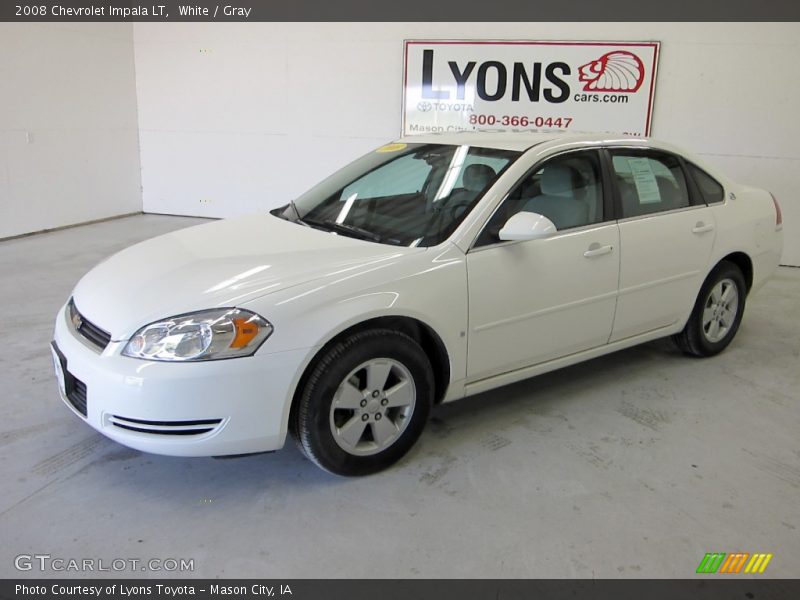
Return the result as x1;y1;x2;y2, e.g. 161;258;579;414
0;214;798;578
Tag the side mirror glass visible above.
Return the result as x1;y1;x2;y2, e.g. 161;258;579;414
498;211;557;242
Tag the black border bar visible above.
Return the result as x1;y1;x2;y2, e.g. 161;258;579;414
3;580;800;600
2;0;800;22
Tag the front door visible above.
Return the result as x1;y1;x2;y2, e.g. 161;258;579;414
466;149;620;381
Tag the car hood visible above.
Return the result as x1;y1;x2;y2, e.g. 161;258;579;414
72;214;422;340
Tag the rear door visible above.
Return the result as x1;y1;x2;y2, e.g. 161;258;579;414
607;148;716;342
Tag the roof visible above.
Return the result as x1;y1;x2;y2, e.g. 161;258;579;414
396;130;648;152
394;130;729;186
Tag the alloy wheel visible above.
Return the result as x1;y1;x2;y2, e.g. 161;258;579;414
328;358;416;456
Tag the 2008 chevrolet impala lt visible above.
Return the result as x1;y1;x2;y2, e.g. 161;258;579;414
51;132;783;475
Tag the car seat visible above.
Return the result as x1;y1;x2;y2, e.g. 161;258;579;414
522;165;589;230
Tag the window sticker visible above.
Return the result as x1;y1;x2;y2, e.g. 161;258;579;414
375;143;407;153
627;157;662;204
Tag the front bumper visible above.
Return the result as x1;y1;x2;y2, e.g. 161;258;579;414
52;302;310;457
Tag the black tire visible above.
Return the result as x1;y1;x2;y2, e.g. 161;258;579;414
291;329;434;476
672;261;747;357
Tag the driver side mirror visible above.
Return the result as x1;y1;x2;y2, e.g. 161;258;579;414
498;211;557;242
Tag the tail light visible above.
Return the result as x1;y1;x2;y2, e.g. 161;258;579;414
769;192;783;230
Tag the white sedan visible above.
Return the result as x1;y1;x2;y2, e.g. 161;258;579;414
52;132;783;475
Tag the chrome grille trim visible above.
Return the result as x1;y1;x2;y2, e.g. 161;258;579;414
68;299;111;351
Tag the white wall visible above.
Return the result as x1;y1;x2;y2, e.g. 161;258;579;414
0;24;142;239
134;23;800;264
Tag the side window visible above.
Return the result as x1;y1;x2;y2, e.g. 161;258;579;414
688;163;725;204
474;151;604;247
611;152;690;218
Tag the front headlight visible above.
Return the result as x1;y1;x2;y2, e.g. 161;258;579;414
122;308;273;362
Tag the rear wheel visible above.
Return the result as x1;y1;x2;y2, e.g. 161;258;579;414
672;261;746;357
292;329;434;476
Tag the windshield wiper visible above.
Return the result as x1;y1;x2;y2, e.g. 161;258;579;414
288;199;309;225
302;218;382;243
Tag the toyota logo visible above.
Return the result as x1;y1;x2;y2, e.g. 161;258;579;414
417;101;433;112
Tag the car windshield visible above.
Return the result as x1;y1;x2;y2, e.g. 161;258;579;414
274;143;521;247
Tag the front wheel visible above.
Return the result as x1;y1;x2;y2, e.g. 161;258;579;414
672;261;747;357
292;329;434;476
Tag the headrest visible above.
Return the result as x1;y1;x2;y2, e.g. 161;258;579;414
462;163;496;192
541;165;577;197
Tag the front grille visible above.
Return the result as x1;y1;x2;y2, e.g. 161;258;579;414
69;299;111;351
68;377;88;417
77;318;111;350
109;415;223;436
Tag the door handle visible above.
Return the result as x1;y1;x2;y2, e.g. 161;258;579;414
583;243;613;258
692;222;715;234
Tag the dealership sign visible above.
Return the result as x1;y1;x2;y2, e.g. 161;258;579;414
402;40;660;137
